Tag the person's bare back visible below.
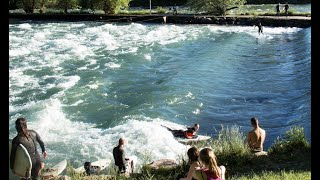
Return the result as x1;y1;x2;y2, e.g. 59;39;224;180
247;117;266;152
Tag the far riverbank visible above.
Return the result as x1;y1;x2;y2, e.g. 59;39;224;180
9;13;311;28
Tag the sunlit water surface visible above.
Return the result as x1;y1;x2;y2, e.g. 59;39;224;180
9;22;310;176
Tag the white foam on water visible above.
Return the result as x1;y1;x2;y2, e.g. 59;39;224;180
55;76;80;89
205;25;302;39
18;23;32;30
69;100;84;106
144;54;152;61
86;83;99;89
105;62;121;69
9;47;31;57
95;31;120;51
21;101;191;170
9;68;39;88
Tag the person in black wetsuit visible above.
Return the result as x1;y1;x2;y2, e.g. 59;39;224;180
10;117;47;180
284;2;289;16
163;124;200;139
254;22;263;35
276;3;280;16
112;138;133;174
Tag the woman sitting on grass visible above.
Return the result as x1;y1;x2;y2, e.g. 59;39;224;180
180;147;202;180
193;148;226;180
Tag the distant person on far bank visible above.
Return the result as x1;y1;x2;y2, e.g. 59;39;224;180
247;117;266;153
113;137;134;175
173;4;178;15
284;2;289;16
276;3;281;16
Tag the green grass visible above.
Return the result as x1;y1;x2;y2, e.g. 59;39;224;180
52;126;310;180
229;170;311;180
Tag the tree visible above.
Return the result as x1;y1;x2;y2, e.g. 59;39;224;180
187;0;246;16
56;0;78;13
9;0;20;10
21;0;37;13
93;0;132;14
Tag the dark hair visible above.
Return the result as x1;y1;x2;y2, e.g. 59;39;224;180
187;147;199;162
119;138;125;146
15;117;30;139
251;117;258;126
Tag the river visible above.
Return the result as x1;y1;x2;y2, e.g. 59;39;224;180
9;22;310;176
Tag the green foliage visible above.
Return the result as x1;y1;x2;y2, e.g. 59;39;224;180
213;125;250;155
212;125;252;168
16;0;42;13
92;0;132;14
156;6;166;14
187;0;246;16
268;126;310;155
56;0;78;13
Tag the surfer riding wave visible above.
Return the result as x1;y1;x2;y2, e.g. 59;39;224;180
162;124;200;139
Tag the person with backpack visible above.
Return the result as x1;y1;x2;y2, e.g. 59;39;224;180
112;138;133;174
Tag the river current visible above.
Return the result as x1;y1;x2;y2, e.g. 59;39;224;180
9;22;311;173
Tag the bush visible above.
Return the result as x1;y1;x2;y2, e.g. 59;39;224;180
156;6;166;14
268;126;309;155
211;125;252;168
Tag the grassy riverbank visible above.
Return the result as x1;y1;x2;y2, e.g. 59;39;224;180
48;126;311;179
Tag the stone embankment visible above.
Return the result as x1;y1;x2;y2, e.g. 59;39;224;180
9;13;311;28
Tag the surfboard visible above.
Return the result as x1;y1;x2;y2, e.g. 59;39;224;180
74;159;111;174
176;135;211;144
9;139;32;178
161;125;211;144
41;159;67;179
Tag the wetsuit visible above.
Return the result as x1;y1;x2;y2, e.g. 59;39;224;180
168;127;197;138
284;4;289;15
276;4;280;15
113;145;126;173
257;24;263;35
10;130;46;180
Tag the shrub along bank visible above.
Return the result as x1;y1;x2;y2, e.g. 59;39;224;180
61;125;311;179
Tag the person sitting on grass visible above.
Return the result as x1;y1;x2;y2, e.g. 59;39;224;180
193;148;226;180
113;137;134;175
247;117;266;153
180;147;203;180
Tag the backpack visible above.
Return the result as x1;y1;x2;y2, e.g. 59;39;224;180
113;146;121;166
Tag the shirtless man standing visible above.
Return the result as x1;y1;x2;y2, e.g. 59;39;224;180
247;117;266;152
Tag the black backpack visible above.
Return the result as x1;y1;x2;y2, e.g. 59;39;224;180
113;146;120;166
